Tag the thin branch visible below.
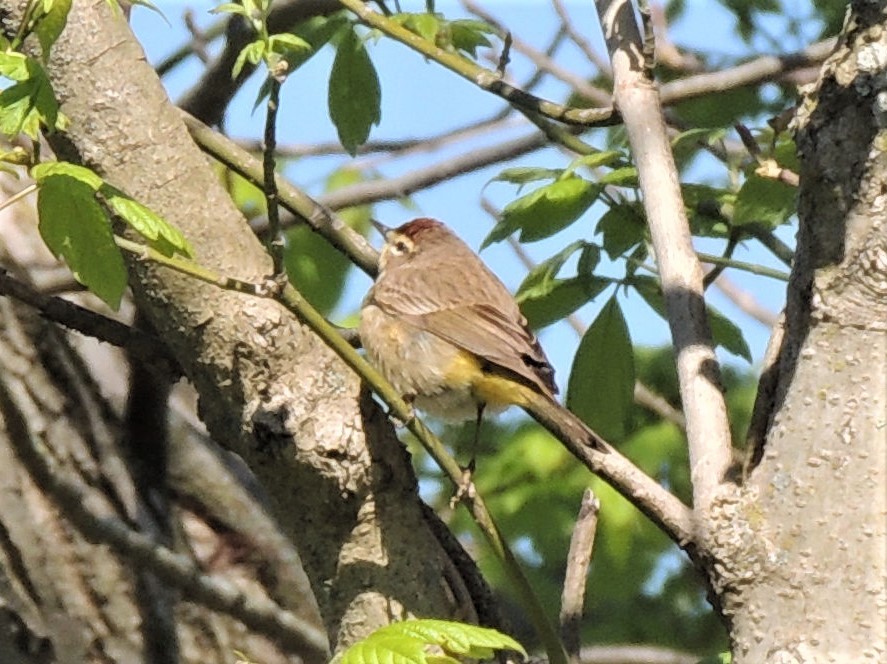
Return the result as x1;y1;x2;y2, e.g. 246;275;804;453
551;0;611;74
658;38;836;105
560;489;600;664
634;381;686;430
320;131;550;210
177;0;343;125
595;0;733;514
182;112;379;276
697;252;789;282
702;232;739;290
338;0;618;127
0;267;176;372
712;274;778;328
461;0;612;106
0;367;331;663
262;73;285;274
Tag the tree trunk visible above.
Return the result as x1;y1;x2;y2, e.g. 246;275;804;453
0;0;485;659
709;3;887;661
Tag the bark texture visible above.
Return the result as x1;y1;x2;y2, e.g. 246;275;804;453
708;4;887;661
0;0;481;658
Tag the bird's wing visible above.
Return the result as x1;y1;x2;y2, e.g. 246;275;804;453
370;277;557;397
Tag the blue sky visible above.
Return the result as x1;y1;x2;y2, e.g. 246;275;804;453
130;1;820;392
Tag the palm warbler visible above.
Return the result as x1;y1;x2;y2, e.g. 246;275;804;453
360;217;607;453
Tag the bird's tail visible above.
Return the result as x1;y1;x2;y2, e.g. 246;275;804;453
516;385;613;454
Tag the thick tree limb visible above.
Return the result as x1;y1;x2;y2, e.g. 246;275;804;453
595;0;733;514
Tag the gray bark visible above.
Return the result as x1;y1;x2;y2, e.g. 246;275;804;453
708;3;887;661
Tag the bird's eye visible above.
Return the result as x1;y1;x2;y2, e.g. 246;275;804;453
390;239;410;255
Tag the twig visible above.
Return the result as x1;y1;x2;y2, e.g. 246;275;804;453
182;112;379;276
702;232;739;290
658;38;836;105
559;489;600;664
712;274;778;328
461;0;612;106
634;382;686;430
551;0;611;74
262;72;285;275
0;367;331;663
595;0;733;514
320;131;551;210
697;252;789;282
745;225;794;267
338;0;617;127
177;0;343;125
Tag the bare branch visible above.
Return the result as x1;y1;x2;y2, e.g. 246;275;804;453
712;274;779;328
339;0;618;127
183;112;379;276
461;0;612;106
595;0;733;514
659;39;836;105
551;0;611;74
560;489;600;664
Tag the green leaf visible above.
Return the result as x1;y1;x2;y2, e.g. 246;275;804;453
0;57;62;138
328;27;381;155
392;12;442;43
36;174;127;309
598;166;639;187
0;50;32;81
447;19;495;57
338;619;525;664
633;276;752;362
32;161;103;189
232;40;265;79
33;0;71;62
578;243;601;276
570;150;623;171
516;240;585;300
483;176;600;247
732;173;796;227
100;185;193;257
567;297;635;440
211;2;249;16
595;203;645;259
707;305;752;362
519;275;609;330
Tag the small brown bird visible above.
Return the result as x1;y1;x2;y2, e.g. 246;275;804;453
360;217;607;453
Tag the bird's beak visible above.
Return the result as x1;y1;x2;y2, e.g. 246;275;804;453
370;219;392;237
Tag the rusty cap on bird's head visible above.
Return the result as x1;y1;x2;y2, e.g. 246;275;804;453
371;217;447;241
395;217;446;240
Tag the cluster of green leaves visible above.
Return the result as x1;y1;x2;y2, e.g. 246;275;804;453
477;135;790;441
0;38;66;139
32;162;193;309
337;619;525;664
390;12;496;57
212;0;311;78
0;1;193;310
